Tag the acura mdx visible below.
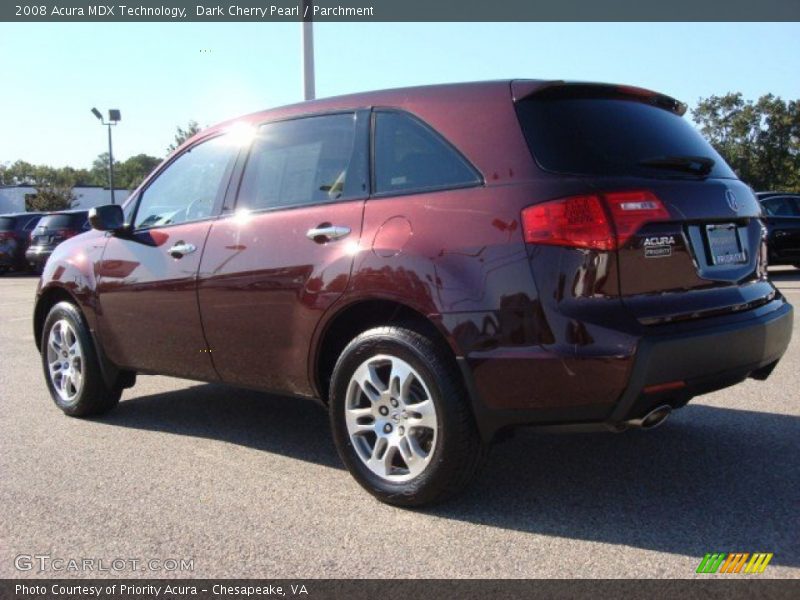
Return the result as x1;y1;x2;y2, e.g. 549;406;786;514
34;81;793;505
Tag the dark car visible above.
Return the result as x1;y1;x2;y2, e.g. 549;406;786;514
33;81;793;506
26;210;90;272
757;192;800;268
0;212;44;273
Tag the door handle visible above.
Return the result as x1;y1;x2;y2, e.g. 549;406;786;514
306;224;351;243
168;241;197;258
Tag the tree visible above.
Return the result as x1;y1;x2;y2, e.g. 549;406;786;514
116;153;162;190
167;120;201;154
25;185;75;212
692;93;800;192
1;160;36;185
90;152;118;187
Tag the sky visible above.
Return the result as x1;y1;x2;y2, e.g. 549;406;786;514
1;22;799;169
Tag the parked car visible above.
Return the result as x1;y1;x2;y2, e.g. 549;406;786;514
0;212;44;273
26;210;90;272
757;192;800;268
33;81;793;506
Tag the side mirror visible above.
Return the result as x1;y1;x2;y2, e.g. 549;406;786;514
88;205;126;232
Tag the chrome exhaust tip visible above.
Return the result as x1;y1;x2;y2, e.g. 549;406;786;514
625;405;672;430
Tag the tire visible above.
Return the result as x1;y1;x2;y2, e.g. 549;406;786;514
329;325;485;507
40;301;122;417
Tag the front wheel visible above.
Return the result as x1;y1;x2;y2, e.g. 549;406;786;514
41;301;122;417
329;326;485;507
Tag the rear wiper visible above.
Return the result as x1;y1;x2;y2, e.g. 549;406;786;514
638;155;715;176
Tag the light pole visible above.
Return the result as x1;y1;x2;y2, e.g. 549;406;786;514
91;107;121;204
301;0;315;101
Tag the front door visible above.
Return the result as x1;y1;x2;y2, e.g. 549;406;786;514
197;111;368;396
96;134;239;380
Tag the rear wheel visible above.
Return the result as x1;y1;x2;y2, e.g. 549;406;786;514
329;326;485;507
41;301;122;417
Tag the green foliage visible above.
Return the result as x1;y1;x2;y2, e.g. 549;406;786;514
117;153;162;190
24;185;75;212
167;120;201;154
1;153;162;193
692;93;800;192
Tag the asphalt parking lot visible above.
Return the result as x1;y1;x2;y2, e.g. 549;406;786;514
1;270;798;579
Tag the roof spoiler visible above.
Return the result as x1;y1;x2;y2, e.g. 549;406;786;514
510;80;687;116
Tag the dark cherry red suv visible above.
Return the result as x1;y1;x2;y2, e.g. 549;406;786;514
34;81;793;505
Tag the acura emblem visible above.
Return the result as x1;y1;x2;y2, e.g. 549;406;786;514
725;189;739;211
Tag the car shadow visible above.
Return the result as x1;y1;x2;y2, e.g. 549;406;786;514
0;271;40;279
101;384;799;567
770;268;800;283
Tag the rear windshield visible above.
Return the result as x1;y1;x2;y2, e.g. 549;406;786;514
37;213;87;229
515;96;736;179
0;217;17;231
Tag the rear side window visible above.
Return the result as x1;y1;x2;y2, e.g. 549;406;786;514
373;111;481;195
516;94;736;179
237;113;360;211
0;217;16;231
763;197;800;217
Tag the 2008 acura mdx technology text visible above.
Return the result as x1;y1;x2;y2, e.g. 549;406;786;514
34;81;793;506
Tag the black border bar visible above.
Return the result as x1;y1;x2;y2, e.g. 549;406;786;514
3;579;800;600
3;0;800;22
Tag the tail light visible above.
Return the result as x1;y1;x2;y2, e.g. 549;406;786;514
521;190;670;251
0;231;16;241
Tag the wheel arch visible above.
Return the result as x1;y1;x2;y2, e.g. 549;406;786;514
34;286;83;351
311;297;461;404
35;283;134;390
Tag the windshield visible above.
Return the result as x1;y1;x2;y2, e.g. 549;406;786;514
37;213;87;229
515;96;736;179
0;217;17;231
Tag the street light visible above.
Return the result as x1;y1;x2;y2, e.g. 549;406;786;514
91;107;121;204
301;0;315;100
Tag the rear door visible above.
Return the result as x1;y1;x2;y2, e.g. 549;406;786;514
197;111;368;396
96;133;239;380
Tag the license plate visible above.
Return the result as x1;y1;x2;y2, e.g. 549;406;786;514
706;224;746;265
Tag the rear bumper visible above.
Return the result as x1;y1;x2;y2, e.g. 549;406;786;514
608;297;793;423
25;246;53;265
461;298;793;441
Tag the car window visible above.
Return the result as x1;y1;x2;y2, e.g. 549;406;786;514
134;135;236;229
515;91;736;179
37;214;81;229
763;197;800;217
373;111;480;195
236;113;358;211
0;217;16;231
23;217;40;230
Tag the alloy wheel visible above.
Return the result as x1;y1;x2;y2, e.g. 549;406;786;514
46;319;84;402
345;354;438;482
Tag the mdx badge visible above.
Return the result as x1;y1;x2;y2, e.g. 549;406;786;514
643;235;676;258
